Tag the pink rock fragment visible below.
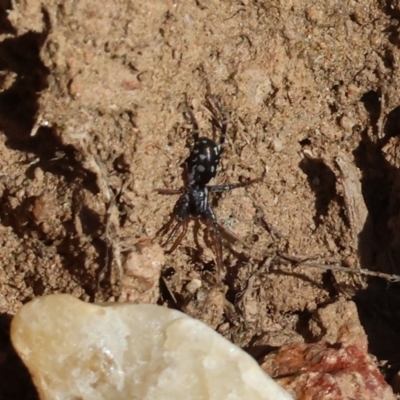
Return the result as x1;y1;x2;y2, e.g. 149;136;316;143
261;342;395;400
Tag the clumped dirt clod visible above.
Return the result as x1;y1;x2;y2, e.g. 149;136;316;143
2;0;400;398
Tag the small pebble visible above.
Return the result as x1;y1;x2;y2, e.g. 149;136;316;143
186;278;202;294
273;138;284;152
340;115;355;131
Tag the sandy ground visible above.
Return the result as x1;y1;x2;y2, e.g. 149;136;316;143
2;0;400;398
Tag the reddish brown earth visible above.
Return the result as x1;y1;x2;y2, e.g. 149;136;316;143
1;0;400;398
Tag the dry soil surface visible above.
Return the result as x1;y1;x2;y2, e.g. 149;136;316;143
2;0;400;398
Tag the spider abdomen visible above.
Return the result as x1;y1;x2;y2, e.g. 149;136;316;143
187;137;221;185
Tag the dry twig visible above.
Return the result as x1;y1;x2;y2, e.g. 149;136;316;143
277;252;400;283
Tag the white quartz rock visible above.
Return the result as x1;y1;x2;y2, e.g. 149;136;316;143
11;294;293;400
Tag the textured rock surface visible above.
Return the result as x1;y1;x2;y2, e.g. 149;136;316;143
11;294;292;400
117;239;164;303
260;300;395;400
261;342;395;400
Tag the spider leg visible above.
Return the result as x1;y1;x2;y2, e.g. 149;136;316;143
157;188;184;195
205;95;227;152
157;193;190;251
184;94;200;142
155;215;177;240
166;218;189;254
209;177;262;193
204;207;223;283
216;220;242;245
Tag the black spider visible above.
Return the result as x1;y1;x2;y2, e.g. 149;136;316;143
157;95;259;282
